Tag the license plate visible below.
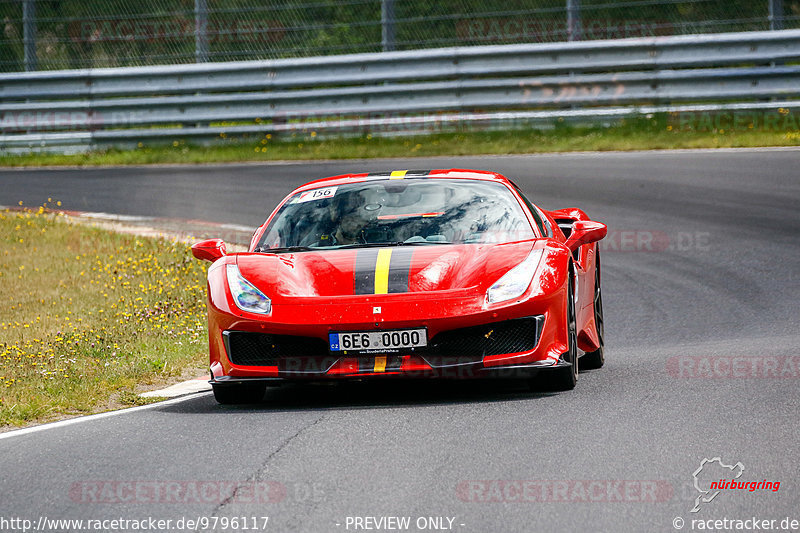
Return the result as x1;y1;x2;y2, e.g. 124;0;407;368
329;328;427;353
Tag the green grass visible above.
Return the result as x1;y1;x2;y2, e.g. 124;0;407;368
2;116;798;167
0;205;208;428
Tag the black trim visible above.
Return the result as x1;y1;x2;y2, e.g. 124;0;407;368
354;248;379;295
510;183;548;238
404;169;433;177
366;170;431;178
222;316;544;373
424;316;544;366
387;247;413;293
224;331;330;366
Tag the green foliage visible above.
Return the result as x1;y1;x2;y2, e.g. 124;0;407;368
1;115;798;167
1;0;797;71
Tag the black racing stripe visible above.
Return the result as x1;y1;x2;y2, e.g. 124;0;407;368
387;247;413;293
367;171;390;177
404;169;432;177
354;249;379;295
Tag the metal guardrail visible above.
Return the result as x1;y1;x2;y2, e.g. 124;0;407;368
2;29;800;153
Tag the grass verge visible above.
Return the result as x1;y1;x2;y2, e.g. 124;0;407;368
0;205;208;428
1;116;798;167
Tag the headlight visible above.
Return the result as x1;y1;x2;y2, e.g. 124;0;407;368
226;264;272;315
486;249;544;304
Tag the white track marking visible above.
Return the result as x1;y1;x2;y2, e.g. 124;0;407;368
0;392;211;441
140;378;212;398
79;212;154;222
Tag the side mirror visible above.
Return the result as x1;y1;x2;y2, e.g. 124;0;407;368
191;238;226;262
564;221;607;252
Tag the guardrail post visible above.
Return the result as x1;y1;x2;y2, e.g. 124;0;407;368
23;0;37;71
769;0;784;30
567;0;582;41
381;0;396;52
195;0;209;62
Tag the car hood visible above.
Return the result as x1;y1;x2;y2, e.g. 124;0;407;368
235;241;536;298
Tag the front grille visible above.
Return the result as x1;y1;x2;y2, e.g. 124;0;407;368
225;316;542;370
225;331;329;366
424;316;542;367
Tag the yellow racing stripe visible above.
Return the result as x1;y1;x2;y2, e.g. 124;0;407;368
374;249;392;294
389;170;408;179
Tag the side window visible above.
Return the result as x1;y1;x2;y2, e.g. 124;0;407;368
512;184;549;237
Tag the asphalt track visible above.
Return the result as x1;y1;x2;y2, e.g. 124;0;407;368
1;148;798;532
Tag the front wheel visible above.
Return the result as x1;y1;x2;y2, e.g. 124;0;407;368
212;382;267;405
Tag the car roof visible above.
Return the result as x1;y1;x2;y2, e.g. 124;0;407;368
294;169;512;192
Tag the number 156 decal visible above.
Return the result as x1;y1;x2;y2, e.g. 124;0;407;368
294;186;338;203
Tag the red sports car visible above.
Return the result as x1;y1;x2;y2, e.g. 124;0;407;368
192;169;607;404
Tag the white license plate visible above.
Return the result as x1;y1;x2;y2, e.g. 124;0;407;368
329;328;427;353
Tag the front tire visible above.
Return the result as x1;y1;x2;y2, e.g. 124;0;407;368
212;382;267;405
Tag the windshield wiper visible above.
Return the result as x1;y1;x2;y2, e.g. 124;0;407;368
257;246;316;254
258;241;455;252
336;241;454;249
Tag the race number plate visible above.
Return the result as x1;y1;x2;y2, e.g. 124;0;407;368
329;328;427;353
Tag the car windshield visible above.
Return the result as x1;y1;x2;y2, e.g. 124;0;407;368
255;178;535;252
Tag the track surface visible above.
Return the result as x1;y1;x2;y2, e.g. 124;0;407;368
1;149;799;532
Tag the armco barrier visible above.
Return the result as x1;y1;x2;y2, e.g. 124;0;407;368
1;29;799;152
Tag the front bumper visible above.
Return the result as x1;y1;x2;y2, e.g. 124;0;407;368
209;313;572;382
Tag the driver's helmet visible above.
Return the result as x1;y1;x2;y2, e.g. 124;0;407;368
330;190;370;242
